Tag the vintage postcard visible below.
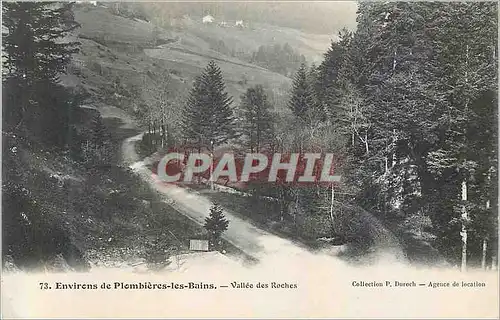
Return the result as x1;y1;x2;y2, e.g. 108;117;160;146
1;0;499;318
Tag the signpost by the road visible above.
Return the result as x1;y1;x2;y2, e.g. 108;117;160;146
189;239;209;251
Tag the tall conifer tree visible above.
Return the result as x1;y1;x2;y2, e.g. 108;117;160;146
288;63;316;121
240;85;274;152
182;60;236;149
2;2;81;145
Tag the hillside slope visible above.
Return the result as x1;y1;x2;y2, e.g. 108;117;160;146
71;5;294;116
173;21;334;63
6;4;276;271
2;111;218;271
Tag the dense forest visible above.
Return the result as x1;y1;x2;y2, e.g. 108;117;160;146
2;1;498;272
3;2;94;268
175;2;498;270
2;2;209;271
204;41;307;77
250;43;307;77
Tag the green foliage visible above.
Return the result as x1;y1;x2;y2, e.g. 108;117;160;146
108;2;150;22
4;79;70;146
315;2;498;266
2;2;81;147
287;63;318;122
235;2;497;266
250;43;306;77
239;85;274;152
142;232;172;270
204;203;229;250
2;2;80;84
181;60;236;149
2;180;79;270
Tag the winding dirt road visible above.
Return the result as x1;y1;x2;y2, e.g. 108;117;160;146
124;133;322;261
2;108;497;320
119;121;405;264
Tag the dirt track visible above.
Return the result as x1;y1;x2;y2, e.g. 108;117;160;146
120;124;406;264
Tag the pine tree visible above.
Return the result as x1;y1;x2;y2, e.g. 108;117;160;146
317;41;342;94
287;63;316;121
425;2;498;270
240;85;274;152
181;60;236;150
319;29;354;122
2;2;81;146
204;203;229;250
307;63;320;97
330;2;498;269
181;75;209;149
317;35;349;106
306;63;326;123
204;60;236;146
89;114;110;147
2;2;80;84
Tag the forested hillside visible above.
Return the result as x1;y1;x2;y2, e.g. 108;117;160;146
2;1;497;272
100;1;358;35
1;2;245;271
319;2;498;269
170;2;498;269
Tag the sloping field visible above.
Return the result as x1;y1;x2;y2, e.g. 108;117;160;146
181;22;334;63
73;5;292;112
75;6;157;46
144;44;291;106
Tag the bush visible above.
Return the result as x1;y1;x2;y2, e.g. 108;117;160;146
2;181;89;271
142;234;170;270
204;203;229;251
81;141;113;166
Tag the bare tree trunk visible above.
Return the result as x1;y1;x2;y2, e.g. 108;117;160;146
330;184;335;227
482;169;493;270
166;123;171;148
481;239;488;270
391;129;396;168
208;140;215;190
294;190;299;226
392;50;397;71
249;129;253;153
461;179;468;272
161;117;166;149
364;131;369;155
460;45;470;273
385;137;389;175
256;117;261;153
280;187;286;222
482;195;491;270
